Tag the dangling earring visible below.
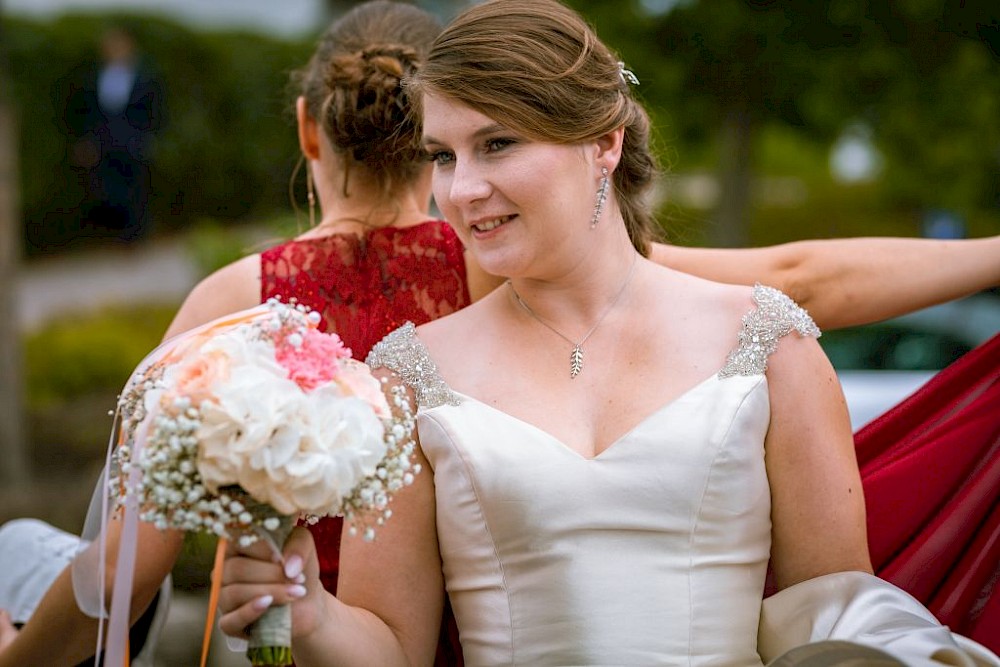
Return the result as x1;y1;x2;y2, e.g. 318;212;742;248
306;161;317;228
590;167;609;229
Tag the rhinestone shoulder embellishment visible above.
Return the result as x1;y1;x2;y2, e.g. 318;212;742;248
718;284;821;379
366;322;460;409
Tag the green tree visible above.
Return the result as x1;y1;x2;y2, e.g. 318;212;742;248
321;0;471;24
817;2;1000;215
569;0;1000;244
574;0;835;246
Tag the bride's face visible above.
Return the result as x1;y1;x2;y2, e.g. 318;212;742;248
421;93;602;281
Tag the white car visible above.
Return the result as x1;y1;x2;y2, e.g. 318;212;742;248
838;370;936;431
827;293;999;432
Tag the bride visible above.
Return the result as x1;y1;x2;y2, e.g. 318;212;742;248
215;1;999;665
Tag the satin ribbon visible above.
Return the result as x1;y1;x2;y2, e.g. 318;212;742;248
74;305;273;665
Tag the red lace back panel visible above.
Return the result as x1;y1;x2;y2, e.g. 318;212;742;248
261;221;470;595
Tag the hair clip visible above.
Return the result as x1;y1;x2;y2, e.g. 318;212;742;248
618;61;640;86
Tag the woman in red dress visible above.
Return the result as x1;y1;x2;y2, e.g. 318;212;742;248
0;1;997;664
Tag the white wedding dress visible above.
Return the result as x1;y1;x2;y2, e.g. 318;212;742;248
367;285;998;667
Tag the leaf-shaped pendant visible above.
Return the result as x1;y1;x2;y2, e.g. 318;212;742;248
569;345;584;379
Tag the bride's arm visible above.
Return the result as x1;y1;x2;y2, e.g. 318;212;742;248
218;432;443;666
764;333;871;589
650;235;1000;330
760;331;993;665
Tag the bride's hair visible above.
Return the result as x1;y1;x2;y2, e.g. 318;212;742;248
412;0;661;256
292;0;442;199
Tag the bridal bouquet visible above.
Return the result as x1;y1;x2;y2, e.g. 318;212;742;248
110;298;418;666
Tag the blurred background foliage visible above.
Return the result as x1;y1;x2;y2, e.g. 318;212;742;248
6;13;312;254
571;0;1000;247
5;0;999;257
5;0;999;411
3;0;998;556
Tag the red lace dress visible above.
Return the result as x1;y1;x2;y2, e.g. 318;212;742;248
260;221;468;663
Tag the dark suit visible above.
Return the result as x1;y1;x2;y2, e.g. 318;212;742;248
64;56;163;241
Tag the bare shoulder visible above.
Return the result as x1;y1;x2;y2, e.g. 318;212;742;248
647;261;753;313
162;254;262;339
414;287;508;373
641;265;828;385
417;292;493;344
639;263;757;357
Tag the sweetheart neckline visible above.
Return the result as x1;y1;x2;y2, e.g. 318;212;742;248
441;373;764;462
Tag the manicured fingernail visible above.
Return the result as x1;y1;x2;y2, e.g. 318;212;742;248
287;584;307;599
294;573;306;585
283;555;303;579
252;595;274;611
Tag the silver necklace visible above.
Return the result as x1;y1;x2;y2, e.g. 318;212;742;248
508;254;638;379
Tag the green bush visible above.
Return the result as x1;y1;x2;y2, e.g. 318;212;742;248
25;304;177;407
184;217;258;277
184;214;303;276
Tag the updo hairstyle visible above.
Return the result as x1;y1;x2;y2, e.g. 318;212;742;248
292;0;441;198
413;0;660;255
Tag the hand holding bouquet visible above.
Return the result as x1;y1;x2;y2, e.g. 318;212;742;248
109;299;418;666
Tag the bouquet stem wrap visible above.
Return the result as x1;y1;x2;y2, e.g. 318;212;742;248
247;514;296;667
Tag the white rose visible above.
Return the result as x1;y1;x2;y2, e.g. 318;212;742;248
243;387;387;515
195;363;303;500
284;386;387;514
195;362;388;516
201;330;282;376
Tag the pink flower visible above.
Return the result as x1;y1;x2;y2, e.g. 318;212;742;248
165;349;230;408
275;328;352;391
335;359;392;419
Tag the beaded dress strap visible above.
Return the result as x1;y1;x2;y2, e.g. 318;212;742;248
718;284;821;378
366;322;460;409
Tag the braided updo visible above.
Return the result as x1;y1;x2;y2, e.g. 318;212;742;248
293;1;441;197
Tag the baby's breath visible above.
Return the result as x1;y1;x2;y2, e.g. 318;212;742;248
112;298;419;545
318;383;418;542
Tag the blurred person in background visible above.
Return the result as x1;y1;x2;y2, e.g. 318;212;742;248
63;24;164;243
0;0;997;664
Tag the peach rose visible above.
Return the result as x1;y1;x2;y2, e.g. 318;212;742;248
166;349;230;408
335;359;391;419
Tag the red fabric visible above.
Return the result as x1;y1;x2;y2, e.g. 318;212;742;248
261;221;469;665
855;332;1000;653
